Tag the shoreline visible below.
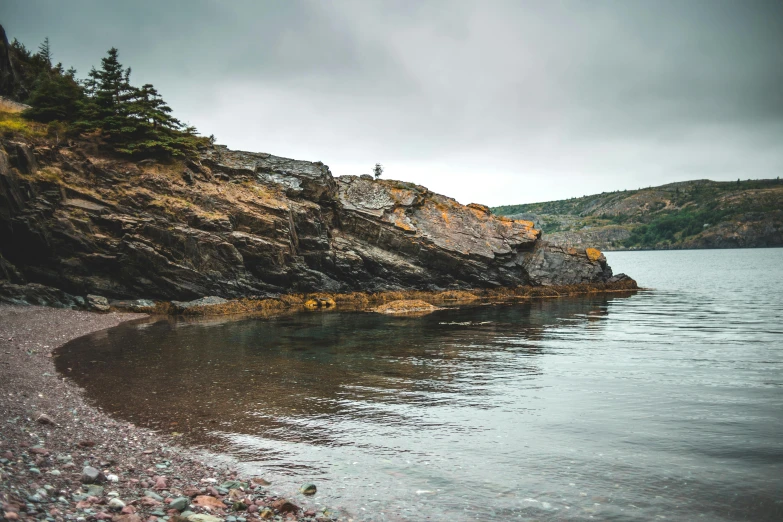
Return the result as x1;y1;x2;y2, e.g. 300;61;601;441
0;305;329;522
131;278;640;317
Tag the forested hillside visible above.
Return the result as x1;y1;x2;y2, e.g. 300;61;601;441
492;179;783;250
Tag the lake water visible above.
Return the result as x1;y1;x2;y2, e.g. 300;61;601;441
57;249;783;521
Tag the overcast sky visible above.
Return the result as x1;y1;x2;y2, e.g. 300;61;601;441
3;0;782;205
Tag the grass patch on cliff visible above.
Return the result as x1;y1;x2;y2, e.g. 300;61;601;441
0;111;47;139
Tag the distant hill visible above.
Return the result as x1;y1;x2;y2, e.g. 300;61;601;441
492;179;783;250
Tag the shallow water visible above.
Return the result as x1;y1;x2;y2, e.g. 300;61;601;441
57;249;783;521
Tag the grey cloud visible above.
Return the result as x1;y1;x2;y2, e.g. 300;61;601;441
2;0;782;205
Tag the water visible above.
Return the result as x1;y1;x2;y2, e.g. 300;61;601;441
57;249;783;521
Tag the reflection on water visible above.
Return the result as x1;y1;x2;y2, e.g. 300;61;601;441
57;249;783;521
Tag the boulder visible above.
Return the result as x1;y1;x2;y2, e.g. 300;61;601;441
87;294;110;312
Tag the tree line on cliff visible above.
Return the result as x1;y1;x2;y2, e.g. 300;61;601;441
0;27;209;159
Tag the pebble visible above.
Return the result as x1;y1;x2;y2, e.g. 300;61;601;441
81;466;103;484
86;485;104;497
300;483;317;495
168;497;189;512
48;469;61;476
108;498;126;511
187;515;223;522
144;491;164;501
107;473;119;482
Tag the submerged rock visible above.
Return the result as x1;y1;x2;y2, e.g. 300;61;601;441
372;300;441;315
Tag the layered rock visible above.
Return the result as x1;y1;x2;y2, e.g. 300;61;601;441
0;137;622;304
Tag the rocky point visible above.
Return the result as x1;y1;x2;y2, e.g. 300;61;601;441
0;137;632;307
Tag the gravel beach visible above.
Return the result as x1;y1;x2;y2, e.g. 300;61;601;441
0;305;330;522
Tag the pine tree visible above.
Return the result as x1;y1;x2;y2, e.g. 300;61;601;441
129;83;181;131
37;37;52;69
23;72;83;122
23;37;83;123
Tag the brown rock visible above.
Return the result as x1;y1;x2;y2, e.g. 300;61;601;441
140;497;162;508
153;477;167;490
192;496;226;509
112;515;142;522
36;413;55;425
182;487;201;497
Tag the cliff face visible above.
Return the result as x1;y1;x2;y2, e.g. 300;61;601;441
0;138;617;302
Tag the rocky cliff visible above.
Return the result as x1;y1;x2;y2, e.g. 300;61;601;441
0;136;624;304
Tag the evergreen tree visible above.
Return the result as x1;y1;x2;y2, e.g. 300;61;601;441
37;37;52;69
129;83;181;131
23;72;83;122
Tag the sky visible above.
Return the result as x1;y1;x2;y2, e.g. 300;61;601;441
3;0;782;206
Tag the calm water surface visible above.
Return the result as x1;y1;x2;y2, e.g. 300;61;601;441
57;249;783;521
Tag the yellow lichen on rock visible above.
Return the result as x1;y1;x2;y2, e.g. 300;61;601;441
435;290;479;301
304;296;336;309
585;247;603;262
